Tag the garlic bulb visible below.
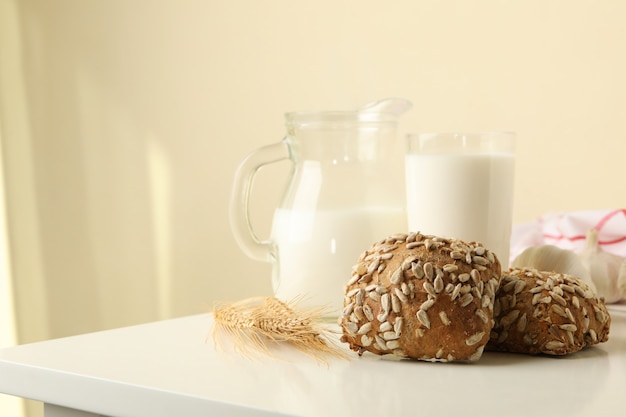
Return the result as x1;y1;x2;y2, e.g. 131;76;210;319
578;228;625;303
511;245;596;291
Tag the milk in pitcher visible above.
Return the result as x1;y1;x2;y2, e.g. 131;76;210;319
270;206;406;311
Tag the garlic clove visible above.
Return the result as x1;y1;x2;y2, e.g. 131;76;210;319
578;229;625;303
618;260;626;299
511;245;596;290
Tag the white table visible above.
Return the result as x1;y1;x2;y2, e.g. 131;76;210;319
1;304;625;417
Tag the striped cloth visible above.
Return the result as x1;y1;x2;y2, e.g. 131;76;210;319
511;209;626;262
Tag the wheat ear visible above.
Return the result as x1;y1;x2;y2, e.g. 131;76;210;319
212;297;348;362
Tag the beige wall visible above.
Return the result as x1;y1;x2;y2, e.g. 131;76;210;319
1;0;625;342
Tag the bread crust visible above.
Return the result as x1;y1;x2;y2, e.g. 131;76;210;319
340;232;501;362
486;268;611;355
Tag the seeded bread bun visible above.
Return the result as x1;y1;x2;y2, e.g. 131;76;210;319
486;268;611;355
340;232;502;362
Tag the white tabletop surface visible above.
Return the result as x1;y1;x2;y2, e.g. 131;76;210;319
1;304;625;417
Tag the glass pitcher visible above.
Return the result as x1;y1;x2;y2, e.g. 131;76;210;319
229;103;410;313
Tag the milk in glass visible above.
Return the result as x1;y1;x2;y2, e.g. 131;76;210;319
405;152;515;267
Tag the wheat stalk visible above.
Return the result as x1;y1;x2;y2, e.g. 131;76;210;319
212;297;348;362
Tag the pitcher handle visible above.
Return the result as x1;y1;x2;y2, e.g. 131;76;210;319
229;140;290;262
